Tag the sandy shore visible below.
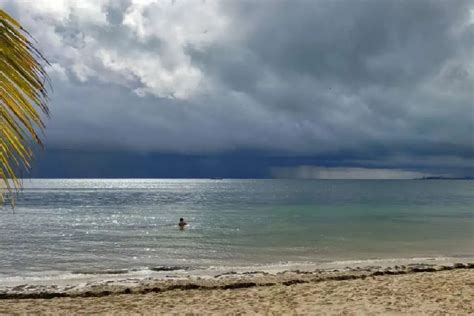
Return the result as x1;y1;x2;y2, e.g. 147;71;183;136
0;263;473;314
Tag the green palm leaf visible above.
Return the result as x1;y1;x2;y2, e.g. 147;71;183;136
0;9;50;206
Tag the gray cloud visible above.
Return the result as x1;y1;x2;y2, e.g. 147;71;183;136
271;166;432;180
3;0;473;176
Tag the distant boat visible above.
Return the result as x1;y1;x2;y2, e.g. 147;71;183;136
209;177;223;180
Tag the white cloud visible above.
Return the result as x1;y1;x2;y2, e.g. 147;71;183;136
5;0;228;99
123;0;226;47
46;63;68;81
17;0;109;25
118;0;229;98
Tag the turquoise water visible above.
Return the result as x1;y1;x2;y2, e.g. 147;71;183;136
0;179;473;278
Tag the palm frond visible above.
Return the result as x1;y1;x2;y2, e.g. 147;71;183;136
0;9;50;206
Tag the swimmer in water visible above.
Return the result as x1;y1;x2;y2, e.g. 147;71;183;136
178;218;187;230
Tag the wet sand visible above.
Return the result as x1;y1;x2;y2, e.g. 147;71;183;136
0;263;473;314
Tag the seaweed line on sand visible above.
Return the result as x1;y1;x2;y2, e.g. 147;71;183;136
1;263;472;300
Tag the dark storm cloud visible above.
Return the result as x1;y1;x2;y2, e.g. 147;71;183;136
196;0;474;171
223;1;463;84
3;0;473;177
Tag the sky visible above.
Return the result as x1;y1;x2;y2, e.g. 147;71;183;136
3;0;474;178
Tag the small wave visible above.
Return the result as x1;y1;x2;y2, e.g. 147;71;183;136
71;265;194;275
149;265;192;272
71;269;132;275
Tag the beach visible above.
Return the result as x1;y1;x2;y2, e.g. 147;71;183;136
0;263;474;315
0;263;473;314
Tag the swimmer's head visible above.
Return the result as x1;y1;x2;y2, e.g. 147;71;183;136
180;218;184;222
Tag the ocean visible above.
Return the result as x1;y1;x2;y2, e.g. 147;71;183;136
0;179;473;282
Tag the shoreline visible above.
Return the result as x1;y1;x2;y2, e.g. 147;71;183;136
1;258;473;300
0;264;472;315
